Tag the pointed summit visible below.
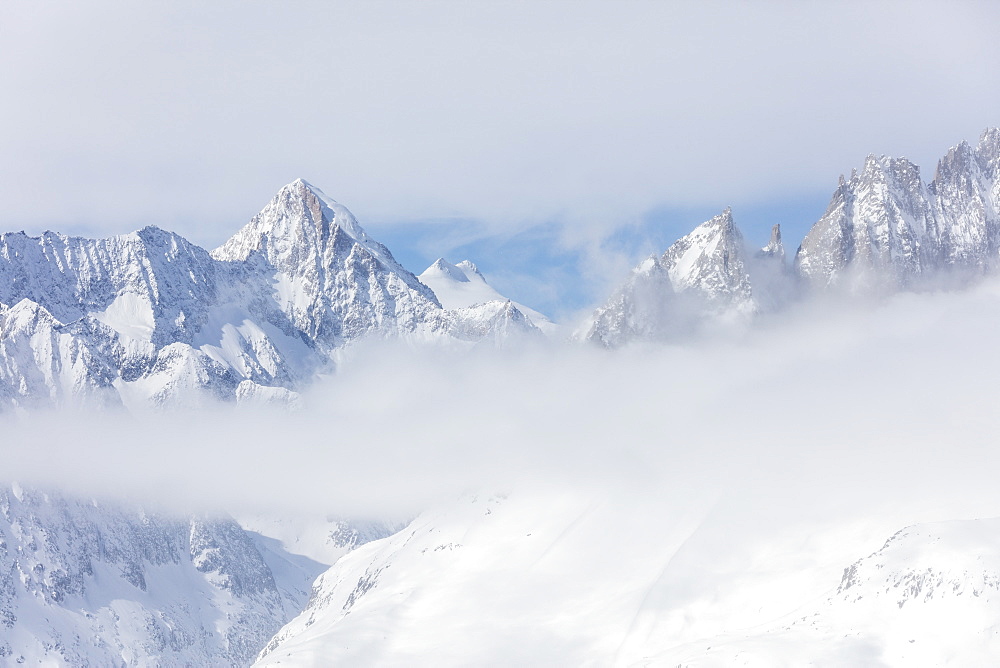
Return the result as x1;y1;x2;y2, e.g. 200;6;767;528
796;153;930;290
211;180;440;347
424;258;471;283
212;179;390;267
455;260;484;279
758;224;785;262
796;128;1000;291
661;207;752;303
584;209;755;346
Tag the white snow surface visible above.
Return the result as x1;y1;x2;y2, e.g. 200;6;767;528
254;488;1000;667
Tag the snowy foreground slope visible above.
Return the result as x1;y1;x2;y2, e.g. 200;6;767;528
255;493;1000;667
654;519;1000;666
0;179;540;411
251;272;1000;666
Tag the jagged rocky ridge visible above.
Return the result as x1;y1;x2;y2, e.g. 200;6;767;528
585;208;757;347
0;180;540;410
0;484;319;666
586;128;1000;346
796;128;1000;290
0;483;403;666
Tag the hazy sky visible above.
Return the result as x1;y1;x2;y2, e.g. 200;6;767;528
2;1;998;316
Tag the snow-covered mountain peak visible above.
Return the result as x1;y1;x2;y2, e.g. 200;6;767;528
661;207;750;298
692;206;734;233
933;140;977;181
455;259;484;279
674;207;737;250
796;129;1000;291
0;179;554;410
584;209;754;346
425;258;472;283
207;180;441;349
212;179;397;270
634;254;661;276
418;258;556;334
857;153;923;186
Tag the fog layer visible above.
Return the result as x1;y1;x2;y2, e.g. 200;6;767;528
3;278;1000;532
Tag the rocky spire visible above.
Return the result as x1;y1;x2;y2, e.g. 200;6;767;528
757;224;785;262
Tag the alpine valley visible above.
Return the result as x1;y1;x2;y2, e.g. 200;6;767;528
3;129;1000;666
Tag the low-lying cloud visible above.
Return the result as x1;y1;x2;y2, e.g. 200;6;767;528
5;278;1000;532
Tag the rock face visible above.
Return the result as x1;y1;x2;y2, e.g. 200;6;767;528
758;223;785;262
0;484;323;667
0;180;538;411
212;179;445;350
585;208;755;346
795;128;1000;291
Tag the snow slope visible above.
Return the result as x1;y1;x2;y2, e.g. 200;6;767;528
254;487;1000;668
649;518;1000;667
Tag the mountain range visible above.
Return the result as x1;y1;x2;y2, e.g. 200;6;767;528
3;129;999;403
3;129;1000;665
0;179;540;411
585;127;1000;345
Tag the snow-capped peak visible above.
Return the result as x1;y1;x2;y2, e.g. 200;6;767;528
212;179;399;273
418;258;557;333
455;260;484;279
425;258;472;283
661;207;751;301
583;208;754;346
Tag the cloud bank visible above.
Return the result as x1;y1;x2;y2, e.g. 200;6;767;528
4;277;1000;532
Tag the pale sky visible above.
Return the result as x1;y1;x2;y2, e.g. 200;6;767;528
2;1;998;317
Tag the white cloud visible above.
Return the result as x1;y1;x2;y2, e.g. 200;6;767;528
4;275;1000;528
0;1;996;250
